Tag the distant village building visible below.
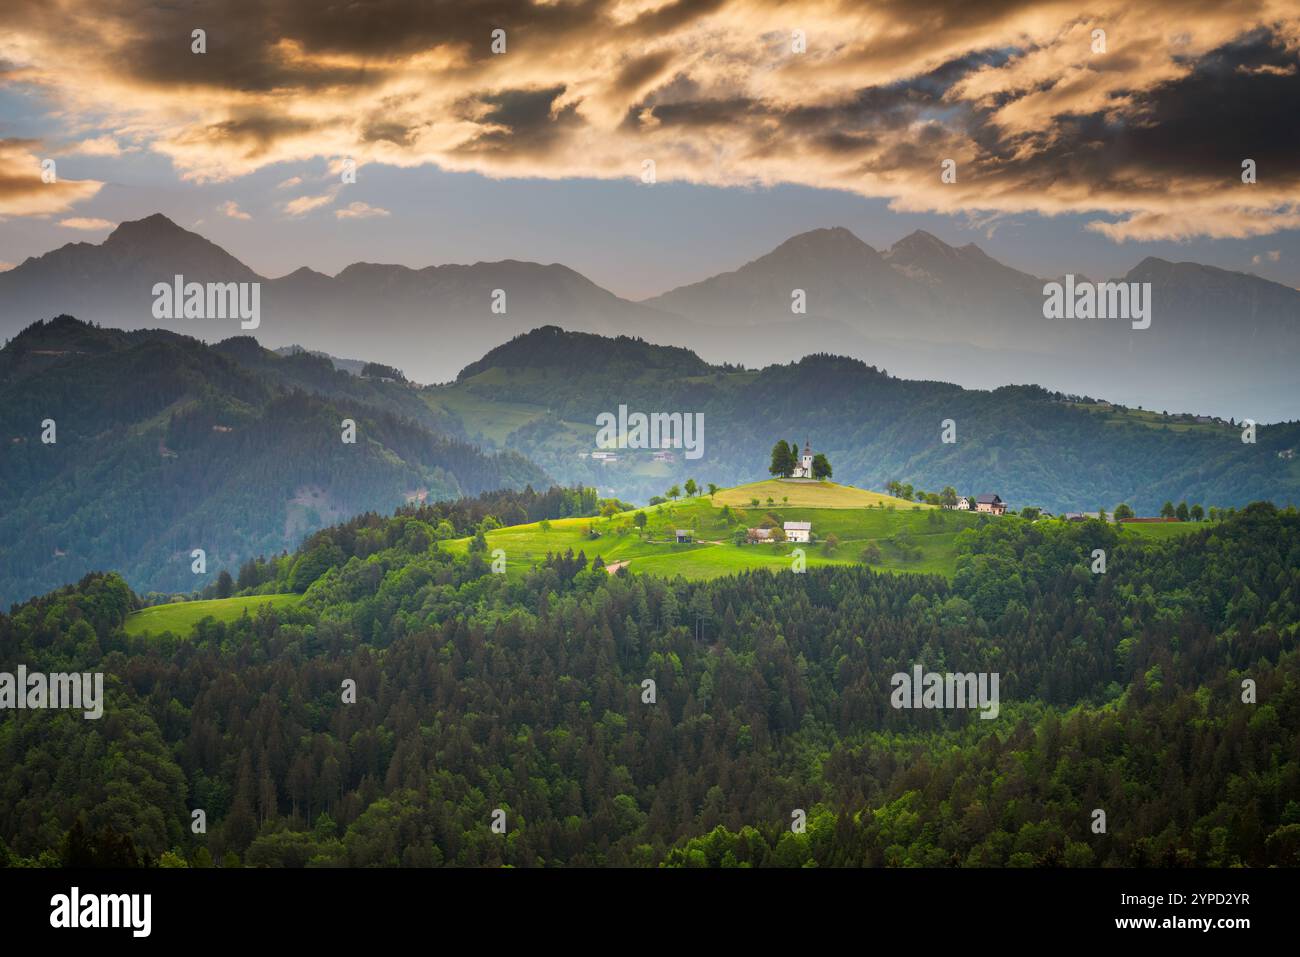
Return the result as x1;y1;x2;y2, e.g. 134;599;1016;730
590;451;618;464
784;521;812;543
949;498;971;511
790;440;816;479
652;450;677;463
675;529;693;543
975;494;1006;515
747;527;774;543
1063;512;1086;522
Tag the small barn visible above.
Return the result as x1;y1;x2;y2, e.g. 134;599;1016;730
675;529;693;543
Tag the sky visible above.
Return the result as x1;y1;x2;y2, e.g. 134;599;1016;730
1;0;1298;299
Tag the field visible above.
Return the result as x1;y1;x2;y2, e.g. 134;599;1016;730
1118;521;1205;541
124;594;303;637
444;482;977;580
712;479;932;509
421;388;547;446
1067;402;1232;435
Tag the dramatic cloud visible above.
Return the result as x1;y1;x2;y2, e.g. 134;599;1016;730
0;0;1297;239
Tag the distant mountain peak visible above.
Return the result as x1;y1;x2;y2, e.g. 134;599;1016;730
103;213;187;246
771;226;874;255
887;229;960;261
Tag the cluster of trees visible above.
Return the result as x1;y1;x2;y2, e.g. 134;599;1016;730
886;482;964;507
1159;501;1204;521
1100;502;1219;522
1;495;1296;867
769;440;831;479
655;480;718;504
359;362;406;383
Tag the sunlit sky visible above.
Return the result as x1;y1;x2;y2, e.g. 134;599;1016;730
2;0;1297;298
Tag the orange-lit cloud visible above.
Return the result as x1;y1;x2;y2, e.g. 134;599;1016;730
56;217;114;230
0;140;103;217
219;200;252;220
0;0;1297;240
335;201;390;219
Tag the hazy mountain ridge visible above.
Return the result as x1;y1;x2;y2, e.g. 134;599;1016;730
0;316;548;605
1;215;1296;419
432;327;1300;513
0;215;689;387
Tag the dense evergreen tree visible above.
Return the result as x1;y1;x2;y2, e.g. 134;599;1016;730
1;503;1296;867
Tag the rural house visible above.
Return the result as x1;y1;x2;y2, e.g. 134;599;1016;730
747;527;774;543
975;494;1006;515
675;529;693;543
784;521;812;543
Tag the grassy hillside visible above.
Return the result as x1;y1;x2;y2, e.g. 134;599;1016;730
1118;521;1206;542
713;479;927;509
446;486;974;579
441;480;1209;581
124;593;303;637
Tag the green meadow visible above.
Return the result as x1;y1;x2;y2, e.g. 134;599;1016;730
124;593;303;637
444;480;977;580
1118;521;1204;542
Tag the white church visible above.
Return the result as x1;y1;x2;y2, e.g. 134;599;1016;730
790;439;816;478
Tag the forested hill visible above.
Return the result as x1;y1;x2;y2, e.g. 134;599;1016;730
0;316;548;606
1;500;1295;867
457;325;714;379
432;327;1300;511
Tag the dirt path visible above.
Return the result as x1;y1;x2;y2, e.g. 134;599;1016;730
604;560;631;574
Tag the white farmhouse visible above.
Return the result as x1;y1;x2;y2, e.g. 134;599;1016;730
784;521;812;543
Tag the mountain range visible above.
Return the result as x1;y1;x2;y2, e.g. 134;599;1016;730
1;215;1296;421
